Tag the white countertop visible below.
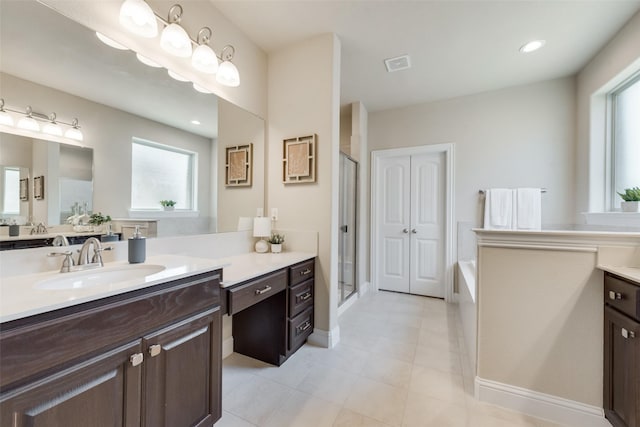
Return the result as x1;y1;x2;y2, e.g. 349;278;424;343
0;251;316;323
219;251;316;287
597;264;640;283
0;231;106;242
0;255;228;323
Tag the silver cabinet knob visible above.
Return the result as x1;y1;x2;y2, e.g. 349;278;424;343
608;291;622;300
148;344;162;357
130;352;144;367
622;328;635;339
402;228;409;234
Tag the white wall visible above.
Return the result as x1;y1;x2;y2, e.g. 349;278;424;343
369;77;577;230
576;10;640;217
267;34;341;342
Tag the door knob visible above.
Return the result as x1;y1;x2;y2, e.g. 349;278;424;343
402;228;409;234
411;229;417;234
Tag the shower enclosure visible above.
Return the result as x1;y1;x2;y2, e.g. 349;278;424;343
339;153;358;305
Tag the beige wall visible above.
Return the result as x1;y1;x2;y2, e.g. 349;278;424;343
575;10;640;217
217;99;265;232
369;77;577;229
477;244;603;406
267;34;341;336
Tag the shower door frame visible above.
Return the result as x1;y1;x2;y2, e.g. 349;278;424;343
339;152;358;306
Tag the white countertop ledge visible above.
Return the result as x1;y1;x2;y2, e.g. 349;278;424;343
597;264;640;283
219;252;316;287
0;255;228;323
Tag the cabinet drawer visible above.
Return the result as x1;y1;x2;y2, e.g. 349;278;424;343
289;279;313;318
288;307;313;352
605;273;640;320
290;260;314;287
228;270;287;315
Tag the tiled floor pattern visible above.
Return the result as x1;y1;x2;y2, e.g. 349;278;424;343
215;291;566;427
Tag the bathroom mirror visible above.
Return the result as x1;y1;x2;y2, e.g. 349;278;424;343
0;0;265;236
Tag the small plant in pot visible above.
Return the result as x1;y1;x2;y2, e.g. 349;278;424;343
268;233;285;253
88;212;112;232
160;200;177;211
617;187;640;212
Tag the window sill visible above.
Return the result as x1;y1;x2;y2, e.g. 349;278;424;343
128;209;199;219
582;212;640;229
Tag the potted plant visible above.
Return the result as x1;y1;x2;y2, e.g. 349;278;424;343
88;212;112;232
268;233;285;253
617;187;640;212
160;200;177;211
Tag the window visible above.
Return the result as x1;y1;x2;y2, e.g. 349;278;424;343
610;73;640;209
3;167;20;214
131;138;196;210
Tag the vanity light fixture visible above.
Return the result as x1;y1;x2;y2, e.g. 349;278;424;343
193;83;213;94
42;113;63;136
216;45;240;87
160;5;192;58
191;27;219;74
0;99;15;127
96;32;129;51
168;69;189;82
519;39;546;53
64;118;84;141
17;107;40;132
136;53;162;68
119;0;158;38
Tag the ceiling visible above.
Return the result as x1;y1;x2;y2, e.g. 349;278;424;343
212;0;640;112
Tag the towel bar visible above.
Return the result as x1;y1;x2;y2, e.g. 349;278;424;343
479;188;547;195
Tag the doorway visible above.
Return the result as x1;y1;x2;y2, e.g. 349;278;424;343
339;153;358;305
371;144;454;300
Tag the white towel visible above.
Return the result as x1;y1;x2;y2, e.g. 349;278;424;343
515;188;541;230
483;189;514;229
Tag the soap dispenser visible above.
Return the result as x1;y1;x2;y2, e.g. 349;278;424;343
128;225;146;264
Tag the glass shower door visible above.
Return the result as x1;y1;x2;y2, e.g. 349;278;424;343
339;153;358;305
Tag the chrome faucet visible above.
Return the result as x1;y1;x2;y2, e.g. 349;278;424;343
52;235;69;246
77;237;108;267
30;222;48;235
47;251;75;273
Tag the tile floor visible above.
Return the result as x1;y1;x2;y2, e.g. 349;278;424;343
215;290;566;427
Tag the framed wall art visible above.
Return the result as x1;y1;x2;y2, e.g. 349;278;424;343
282;134;316;184
19;178;29;201
34;175;45;200
225;144;253;187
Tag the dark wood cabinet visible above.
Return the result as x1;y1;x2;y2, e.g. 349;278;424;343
0;270;223;427
231;258;314;366
604;272;640;427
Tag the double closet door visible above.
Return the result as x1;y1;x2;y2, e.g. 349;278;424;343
374;151;445;298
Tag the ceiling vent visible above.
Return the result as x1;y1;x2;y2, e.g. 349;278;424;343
384;54;411;72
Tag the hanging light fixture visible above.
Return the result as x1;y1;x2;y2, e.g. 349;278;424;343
119;0;158;38
191;27;218;74
17;107;40;132
0;99;14;127
217;45;240;87
160;4;192;58
42;113;63;136
64;118;84;141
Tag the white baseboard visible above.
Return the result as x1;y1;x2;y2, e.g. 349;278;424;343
308;325;340;348
338;293;359;316
222;336;234;359
475;377;611;427
358;280;371;296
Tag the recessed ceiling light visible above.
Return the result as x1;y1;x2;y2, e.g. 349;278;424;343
191;120;201;125
519;40;546;53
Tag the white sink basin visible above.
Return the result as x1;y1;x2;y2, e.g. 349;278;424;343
35;264;166;291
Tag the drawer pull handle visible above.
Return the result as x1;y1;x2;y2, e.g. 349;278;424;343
297;321;311;333
622;328;635;339
129;353;144;367
608;291;622;300
300;268;312;276
255;285;272;295
148;344;162;357
299;292;312;301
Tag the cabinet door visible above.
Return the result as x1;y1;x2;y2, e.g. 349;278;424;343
605;306;640;427
0;340;142;427
143;307;221;427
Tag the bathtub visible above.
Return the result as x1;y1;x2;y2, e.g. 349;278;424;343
457;260;477;377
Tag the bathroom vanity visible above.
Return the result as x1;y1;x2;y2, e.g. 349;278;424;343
0;257;225;427
603;272;640;427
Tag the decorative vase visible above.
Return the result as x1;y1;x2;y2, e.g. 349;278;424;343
271;243;282;253
621;201;640;212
